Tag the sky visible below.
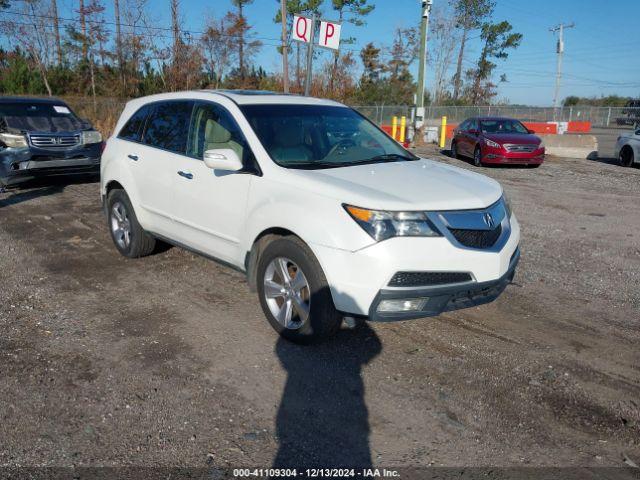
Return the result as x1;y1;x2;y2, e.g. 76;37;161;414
10;0;640;106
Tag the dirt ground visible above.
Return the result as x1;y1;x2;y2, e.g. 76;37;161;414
0;149;639;475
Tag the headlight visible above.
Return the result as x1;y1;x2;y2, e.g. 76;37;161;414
81;130;102;145
344;205;441;242
484;138;501;148
538;140;545;149
0;132;28;148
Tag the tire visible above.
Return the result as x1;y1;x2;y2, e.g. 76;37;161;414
620;146;634;167
106;189;156;258
451;141;459;159
473;146;484;167
256;236;342;344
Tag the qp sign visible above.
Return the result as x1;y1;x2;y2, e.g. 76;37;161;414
319;21;341;50
292;15;312;43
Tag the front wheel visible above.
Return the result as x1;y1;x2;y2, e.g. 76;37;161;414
451;141;459;159
620;146;634;167
257;236;342;344
473;146;484;167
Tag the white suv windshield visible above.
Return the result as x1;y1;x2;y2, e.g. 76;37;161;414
240;104;416;169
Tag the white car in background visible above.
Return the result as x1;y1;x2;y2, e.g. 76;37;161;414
100;90;520;344
615;127;640;167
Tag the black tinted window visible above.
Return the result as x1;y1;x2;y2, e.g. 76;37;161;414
143;101;193;154
119;105;151;142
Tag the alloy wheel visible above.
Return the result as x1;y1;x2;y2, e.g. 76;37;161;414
110;201;132;249
263;257;310;330
474;148;482;166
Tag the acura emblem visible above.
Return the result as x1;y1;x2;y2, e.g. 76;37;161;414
483;212;495;228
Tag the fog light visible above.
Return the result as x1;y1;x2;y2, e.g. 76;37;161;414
377;298;428;313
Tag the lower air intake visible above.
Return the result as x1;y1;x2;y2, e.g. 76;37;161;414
388;271;473;288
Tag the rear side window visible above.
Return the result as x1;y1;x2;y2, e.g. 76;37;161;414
118;105;151;142
142;101;194;154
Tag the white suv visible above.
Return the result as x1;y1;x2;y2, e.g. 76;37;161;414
101;90;520;344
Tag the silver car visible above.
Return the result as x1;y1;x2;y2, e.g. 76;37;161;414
614;127;640;167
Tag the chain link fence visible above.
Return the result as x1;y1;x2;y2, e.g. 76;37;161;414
353;104;640;128
50;96;640;135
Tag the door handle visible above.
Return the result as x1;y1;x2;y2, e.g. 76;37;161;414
177;170;193;180
127;154;138;161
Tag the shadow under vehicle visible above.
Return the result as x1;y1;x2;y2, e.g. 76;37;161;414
0;97;103;190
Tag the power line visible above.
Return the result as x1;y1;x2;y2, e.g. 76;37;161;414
0;9;283;42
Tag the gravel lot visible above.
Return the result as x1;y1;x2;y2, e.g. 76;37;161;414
0;149;639;474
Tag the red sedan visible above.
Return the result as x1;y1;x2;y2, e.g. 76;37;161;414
451;117;545;167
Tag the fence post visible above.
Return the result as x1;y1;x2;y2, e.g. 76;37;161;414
606;107;611;127
569;107;573;122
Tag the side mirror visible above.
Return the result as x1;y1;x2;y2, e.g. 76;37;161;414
203;148;243;172
527;129;535;134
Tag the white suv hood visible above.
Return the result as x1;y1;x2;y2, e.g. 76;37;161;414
286;158;503;211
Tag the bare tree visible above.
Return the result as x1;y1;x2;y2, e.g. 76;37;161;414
201;13;235;89
0;0;55;95
114;0;124;86
429;6;459;103
51;0;63;65
231;0;254;80
79;0;88;61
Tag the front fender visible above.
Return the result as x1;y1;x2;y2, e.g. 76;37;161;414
239;178;375;264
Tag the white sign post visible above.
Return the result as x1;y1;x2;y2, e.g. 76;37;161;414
290;16;342;95
318;21;341;50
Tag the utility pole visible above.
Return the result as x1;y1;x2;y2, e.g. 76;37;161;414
303;14;317;97
281;0;290;93
415;0;433;132
550;22;574;115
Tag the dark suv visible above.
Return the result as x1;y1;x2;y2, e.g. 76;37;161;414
0;97;103;189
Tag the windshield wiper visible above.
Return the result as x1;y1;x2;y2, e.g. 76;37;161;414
282;153;417;170
350;153;417;165
283;161;348;170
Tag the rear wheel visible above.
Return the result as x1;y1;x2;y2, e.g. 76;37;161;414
257;236;342;344
620;146;634;167
473;146;484;167
107;189;156;258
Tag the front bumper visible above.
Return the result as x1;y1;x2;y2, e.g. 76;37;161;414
310;214;521;318
0;144;101;187
483;148;545;164
368;247;519;321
